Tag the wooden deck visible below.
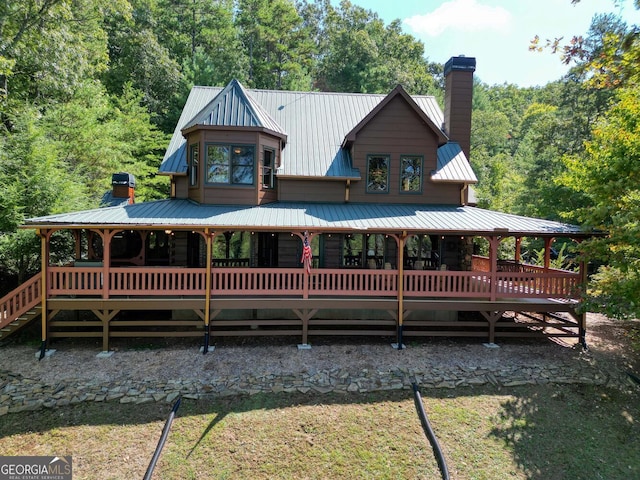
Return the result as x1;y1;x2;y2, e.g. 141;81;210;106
2;260;586;351
33;263;584;350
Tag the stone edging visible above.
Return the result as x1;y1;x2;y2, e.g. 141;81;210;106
1;362;637;416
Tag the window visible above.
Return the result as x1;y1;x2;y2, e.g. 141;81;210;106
400;155;423;193
189;144;199;187
366;155;389;193
341;233;388;268
404;234;439;269
212;231;252;267
342;233;363;267
206;144;255;185
262;148;275;189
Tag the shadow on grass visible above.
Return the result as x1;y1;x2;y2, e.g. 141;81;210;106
1;383;639;479
488;384;640;480
3;320;640;478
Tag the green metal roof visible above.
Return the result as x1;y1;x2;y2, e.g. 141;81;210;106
183;79;286;138
24;199;591;237
161;84;454;180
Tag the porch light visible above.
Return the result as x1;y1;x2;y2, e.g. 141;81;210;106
165;229;172;234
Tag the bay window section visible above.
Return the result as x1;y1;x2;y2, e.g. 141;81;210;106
206;144;255;185
366;154;389;193
232;146;255;184
400;155;423;193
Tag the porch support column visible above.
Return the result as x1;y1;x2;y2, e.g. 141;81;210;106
203;229;213;354
489;236;500;302
543;237;553;271
514;237;522;263
395;233;406;349
102;230;116;299
38;229;50;360
578;254;589;348
73;230;82;260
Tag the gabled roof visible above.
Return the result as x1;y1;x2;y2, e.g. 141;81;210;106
160;86;446;180
24;199;591;237
182;79;287;139
342;84;448;147
433;142;478;183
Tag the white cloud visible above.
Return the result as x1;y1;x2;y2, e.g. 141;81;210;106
404;0;513;37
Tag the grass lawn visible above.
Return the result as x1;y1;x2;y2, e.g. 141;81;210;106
0;384;638;479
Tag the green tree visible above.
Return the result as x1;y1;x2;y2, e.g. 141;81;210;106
236;0;314;90
102;1;183;131
562;86;640;318
306;0;437;95
43;82;169;204
0;105;82;281
0;0;124;106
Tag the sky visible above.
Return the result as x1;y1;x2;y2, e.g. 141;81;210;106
337;0;640;87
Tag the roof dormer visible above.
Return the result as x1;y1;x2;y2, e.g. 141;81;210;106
341;84;448;149
182;79;287;143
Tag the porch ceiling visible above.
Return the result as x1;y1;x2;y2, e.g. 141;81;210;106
23;199;595;237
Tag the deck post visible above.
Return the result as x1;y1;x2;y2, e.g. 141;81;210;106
102;229;114;299
489;236;500;302
38;230;49;360
396;234;406;349
578;257;589;348
203;229;213;354
544;237;553;271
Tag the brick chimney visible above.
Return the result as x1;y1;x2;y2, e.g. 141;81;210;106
111;172;136;204
443;56;476;161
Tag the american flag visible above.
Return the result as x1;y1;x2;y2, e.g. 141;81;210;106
301;232;312;274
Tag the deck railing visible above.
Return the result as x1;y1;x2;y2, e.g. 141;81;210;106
0;274;41;330
46;265;581;301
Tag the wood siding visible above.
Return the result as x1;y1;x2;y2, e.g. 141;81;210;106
173;176;188;199
277;179;346;202
277;234;301;268
348;95;461;205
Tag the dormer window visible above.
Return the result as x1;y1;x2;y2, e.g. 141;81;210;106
189;144;199;187
400;155;423;193
366;154;389;193
206;144;255;185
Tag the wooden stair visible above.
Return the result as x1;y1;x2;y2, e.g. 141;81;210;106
0;274;42;342
0;305;41;341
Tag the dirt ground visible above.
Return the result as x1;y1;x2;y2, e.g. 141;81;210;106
0;312;638;387
584;312;640;375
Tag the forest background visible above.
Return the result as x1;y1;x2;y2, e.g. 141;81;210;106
1;0;639;319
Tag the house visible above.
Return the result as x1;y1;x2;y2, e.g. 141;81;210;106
4;56;596;356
